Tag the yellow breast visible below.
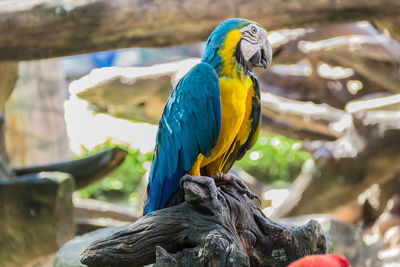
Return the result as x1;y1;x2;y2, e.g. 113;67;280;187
197;75;253;171
189;29;255;176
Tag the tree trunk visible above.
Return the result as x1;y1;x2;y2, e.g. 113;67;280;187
80;175;326;267
5;59;70;167
0;0;399;61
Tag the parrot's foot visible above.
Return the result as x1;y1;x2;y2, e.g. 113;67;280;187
212;172;261;203
180;175;222;213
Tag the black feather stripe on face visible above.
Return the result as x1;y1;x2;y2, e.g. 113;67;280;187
234;39;252;74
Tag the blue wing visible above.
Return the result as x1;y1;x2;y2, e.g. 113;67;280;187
143;63;221;215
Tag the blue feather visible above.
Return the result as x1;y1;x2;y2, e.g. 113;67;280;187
143;63;221;215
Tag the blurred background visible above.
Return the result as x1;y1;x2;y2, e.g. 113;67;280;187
1;0;400;266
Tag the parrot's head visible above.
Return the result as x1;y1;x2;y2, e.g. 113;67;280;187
202;18;272;76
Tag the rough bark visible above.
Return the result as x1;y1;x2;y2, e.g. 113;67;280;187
0;0;400;61
80;175;326;267
14;147;127;190
0;172;75;267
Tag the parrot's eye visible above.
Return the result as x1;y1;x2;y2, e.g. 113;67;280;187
250;26;257;35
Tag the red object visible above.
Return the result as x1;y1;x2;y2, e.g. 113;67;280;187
288;254;350;267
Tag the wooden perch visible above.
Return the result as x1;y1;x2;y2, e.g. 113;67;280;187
1;0;400;61
80;175;326;267
14;147;127;190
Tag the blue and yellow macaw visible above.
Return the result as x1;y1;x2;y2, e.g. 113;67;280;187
143;18;272;215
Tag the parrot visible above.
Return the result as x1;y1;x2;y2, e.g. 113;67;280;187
143;18;272;215
288;254;350;267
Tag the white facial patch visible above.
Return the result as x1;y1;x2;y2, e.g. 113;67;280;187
240;41;256;61
240;24;268;61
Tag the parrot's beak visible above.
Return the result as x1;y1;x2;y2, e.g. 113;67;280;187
249;38;272;70
261;39;272;70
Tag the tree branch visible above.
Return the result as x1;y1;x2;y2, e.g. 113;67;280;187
261;91;348;140
14;147;127;190
1;0;400;61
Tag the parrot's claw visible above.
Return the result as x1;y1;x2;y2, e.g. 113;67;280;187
181;175;223;214
212;172;261;203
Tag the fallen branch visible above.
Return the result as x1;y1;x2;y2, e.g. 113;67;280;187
80;175;326;267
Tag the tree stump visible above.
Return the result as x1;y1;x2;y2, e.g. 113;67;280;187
0;172;75;267
80;175;326;267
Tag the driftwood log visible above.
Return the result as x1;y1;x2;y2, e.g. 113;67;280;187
80;175;326;267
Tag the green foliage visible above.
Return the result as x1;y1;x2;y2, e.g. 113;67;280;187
235;133;311;187
77;142;153;204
